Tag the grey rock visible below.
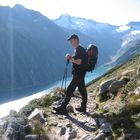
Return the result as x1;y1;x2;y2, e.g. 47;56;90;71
80;119;87;124
58;123;63;127
94;132;105;140
24;124;32;135
82;134;94;140
28;108;45;123
134;87;140;95
105;136;112;140
24;135;40;140
60;126;66;135
98;118;106;126
3;117;26;140
9;110;18;117
109;79;126;93
0;119;8;131
99;78;116;100
66;105;74;113
100;122;112;133
103;105;110;113
99;78;116;94
68;129;77;139
91;112;101;118
50;121;58;127
88;119;97;127
66;123;72;128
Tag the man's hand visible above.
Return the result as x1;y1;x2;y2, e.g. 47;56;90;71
65;53;72;61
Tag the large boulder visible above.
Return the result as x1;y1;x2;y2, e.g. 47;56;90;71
109;80;126;93
109;77;130;93
99;78;116;100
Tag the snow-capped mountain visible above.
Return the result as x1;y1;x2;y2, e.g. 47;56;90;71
54;15;140;66
54;15;118;36
54;14;117;34
54;14;123;64
108;30;140;66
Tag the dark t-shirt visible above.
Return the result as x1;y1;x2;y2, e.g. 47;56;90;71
72;46;87;75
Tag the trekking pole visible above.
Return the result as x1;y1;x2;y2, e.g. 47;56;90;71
60;60;69;93
64;60;69;92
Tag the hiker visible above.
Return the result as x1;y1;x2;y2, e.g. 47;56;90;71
54;34;88;114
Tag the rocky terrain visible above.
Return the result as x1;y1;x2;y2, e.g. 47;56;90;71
0;53;140;140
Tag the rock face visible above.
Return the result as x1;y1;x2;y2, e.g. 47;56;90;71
0;107;47;140
2;117;26;140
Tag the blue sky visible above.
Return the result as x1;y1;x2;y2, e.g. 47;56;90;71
0;0;140;25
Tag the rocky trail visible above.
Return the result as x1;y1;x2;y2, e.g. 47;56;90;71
47;92;112;140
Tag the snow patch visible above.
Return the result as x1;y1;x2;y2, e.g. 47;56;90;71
116;25;130;32
130;30;140;35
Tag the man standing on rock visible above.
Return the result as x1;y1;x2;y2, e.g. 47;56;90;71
54;34;88;114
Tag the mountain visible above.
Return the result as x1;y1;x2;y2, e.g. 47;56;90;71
128;21;140;31
54;15;123;64
0;4;140;103
0;4;74;102
108;30;140;66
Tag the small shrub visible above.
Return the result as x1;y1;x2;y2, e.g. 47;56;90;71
123;77;137;94
32;120;46;136
126;94;140;114
20;99;40;116
40;95;53;107
124;74;140;94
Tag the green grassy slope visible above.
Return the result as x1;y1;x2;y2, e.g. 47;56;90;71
87;53;140;139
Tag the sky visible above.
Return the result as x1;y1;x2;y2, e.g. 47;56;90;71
0;0;140;25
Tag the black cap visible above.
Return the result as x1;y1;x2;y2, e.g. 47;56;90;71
67;34;79;41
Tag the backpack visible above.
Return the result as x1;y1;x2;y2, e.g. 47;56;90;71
86;44;98;72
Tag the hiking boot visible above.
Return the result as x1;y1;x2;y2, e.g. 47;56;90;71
75;107;86;113
53;106;67;115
